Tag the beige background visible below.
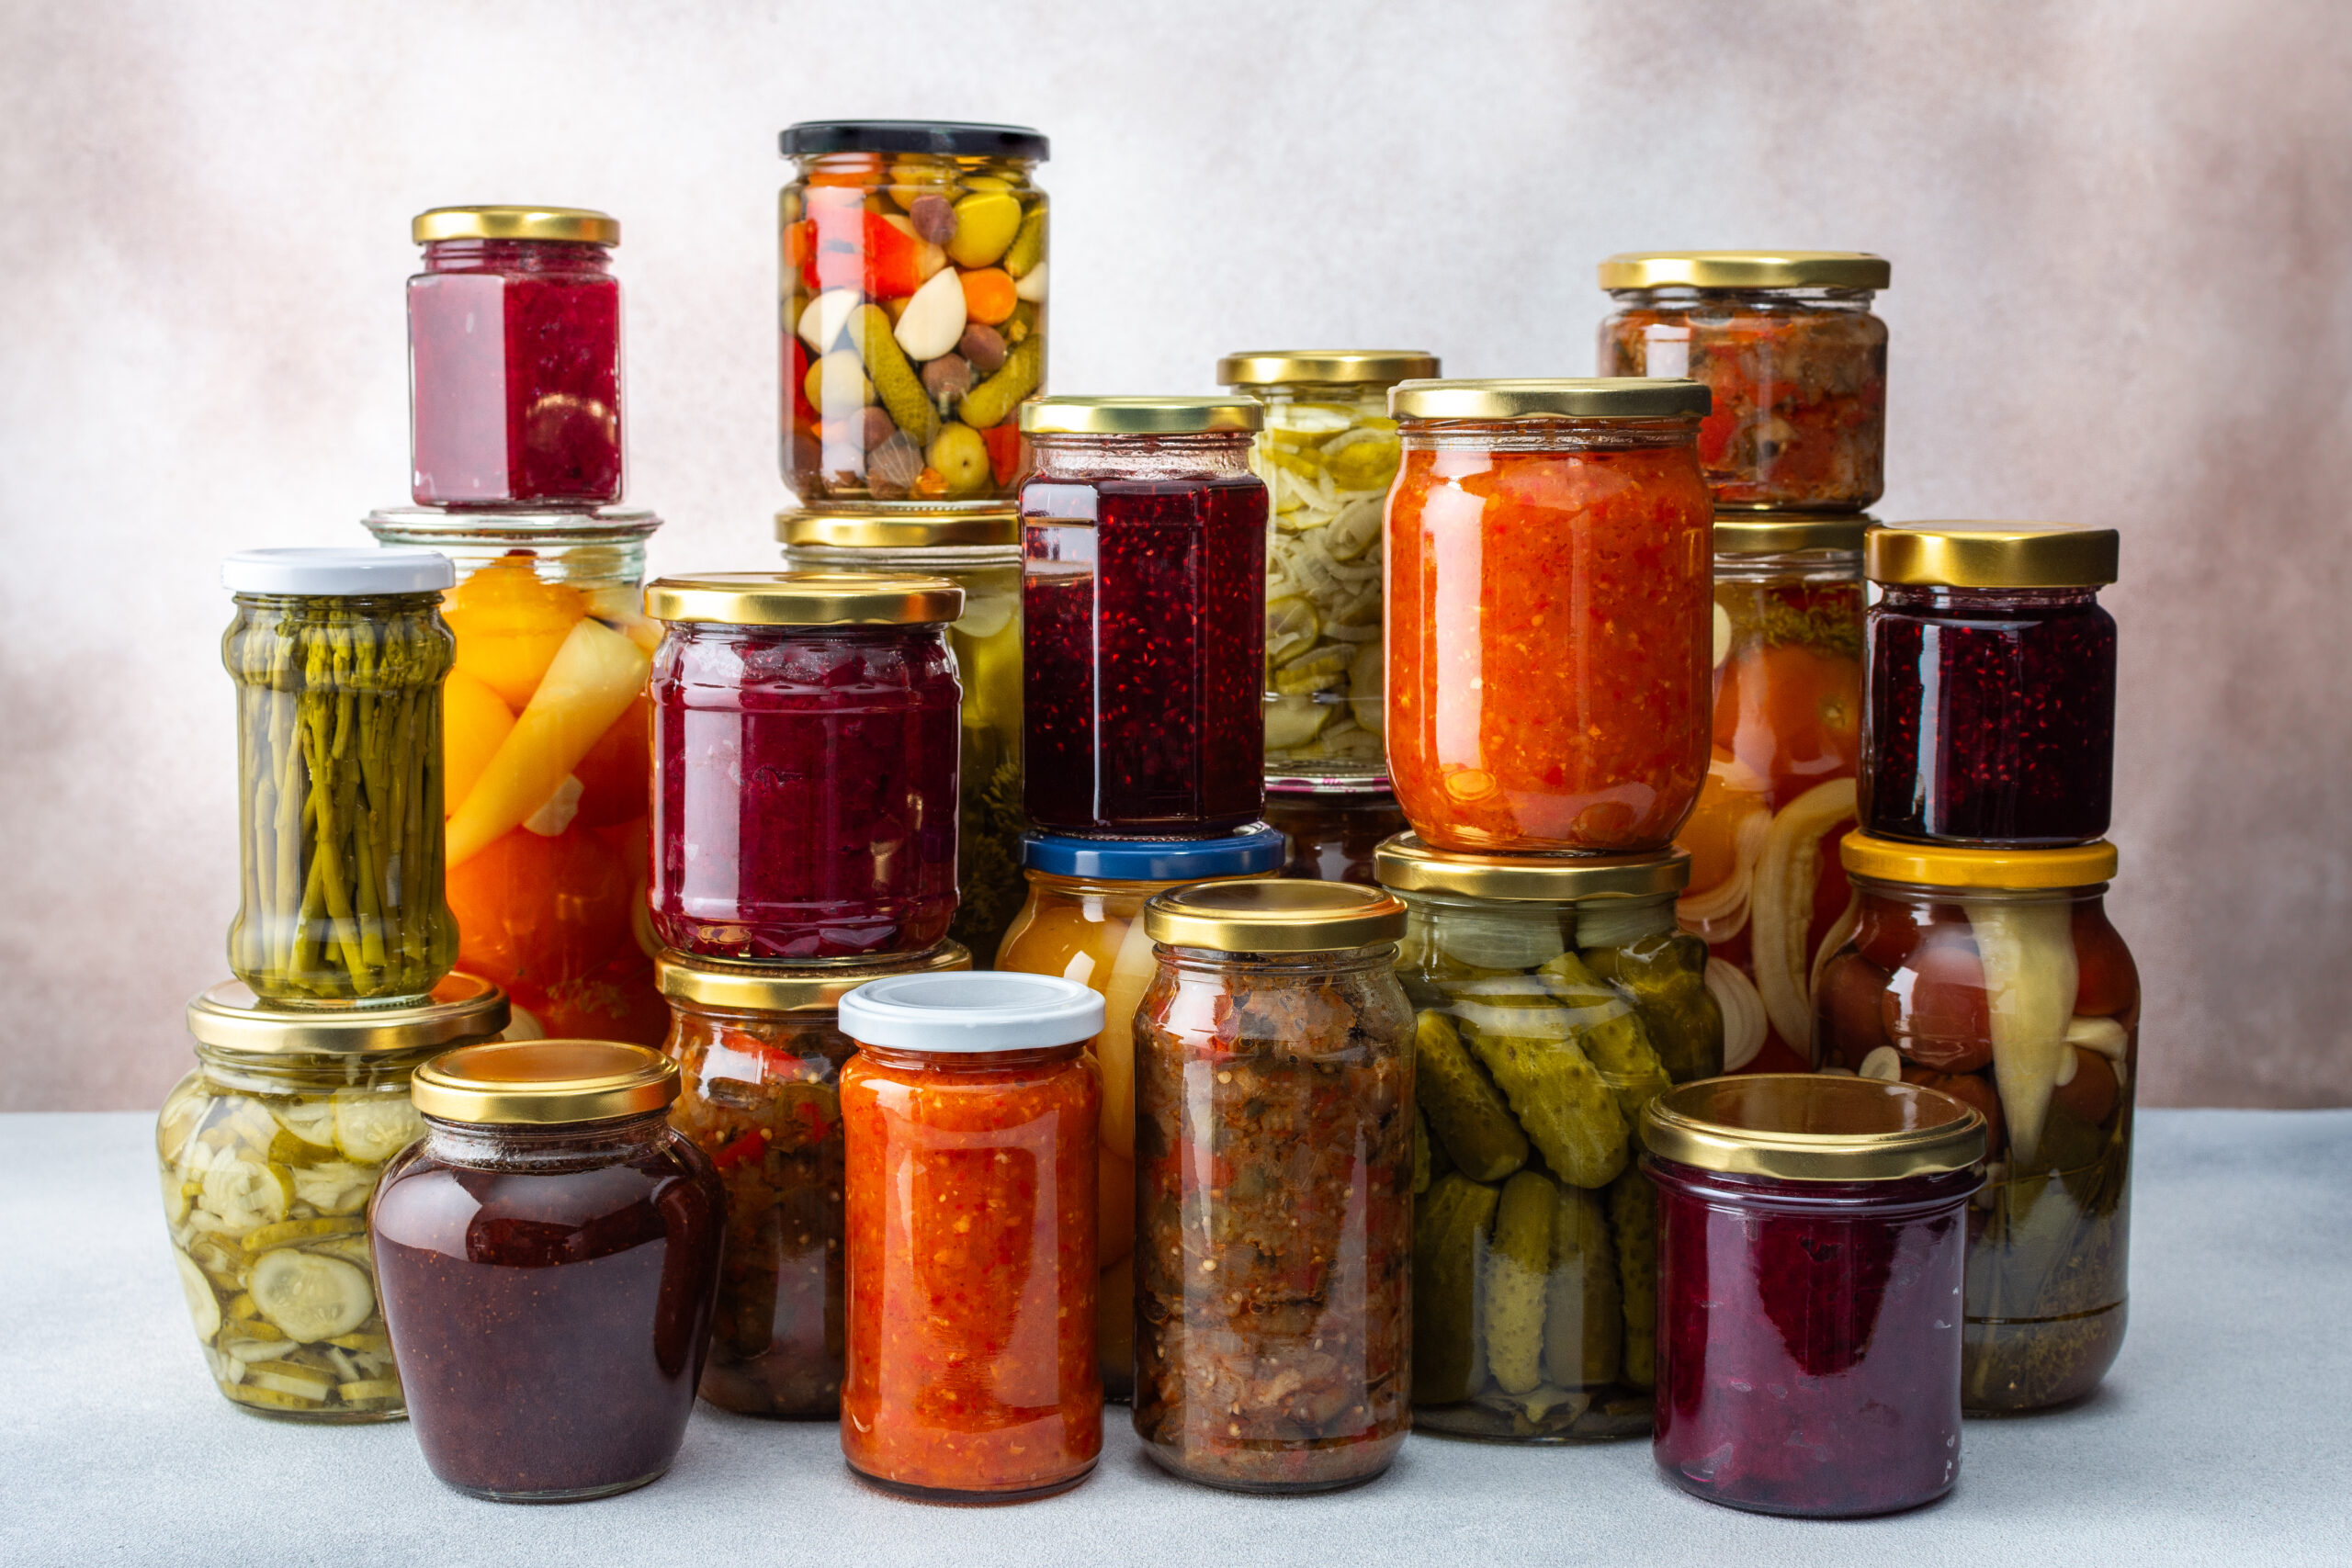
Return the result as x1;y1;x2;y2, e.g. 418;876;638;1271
2;0;2346;1111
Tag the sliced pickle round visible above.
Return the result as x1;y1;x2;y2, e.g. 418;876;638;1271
198;1156;291;1235
332;1093;423;1163
175;1249;222;1339
248;1249;376;1342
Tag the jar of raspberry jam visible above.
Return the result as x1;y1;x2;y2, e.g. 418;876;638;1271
408;206;624;509
1860;524;2119;846
1017;397;1268;837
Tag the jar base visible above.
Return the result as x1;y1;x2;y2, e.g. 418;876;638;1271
440;1462;673;1504
1412;1399;1651;1444
845;1458;1096;1506
224;1396;405;1426
1661;1462;1953;1519
1139;1439;1399;1495
1962;1298;2126;1415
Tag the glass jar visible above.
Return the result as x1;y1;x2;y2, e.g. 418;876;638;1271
991;825;1287;1399
1133;881;1415;1492
222;547;458;1004
646;571;965;960
157;974;508;1421
654;941;969;1417
1674;513;1869;1075
778;510;1024;961
1385;379;1714;854
1597;251;1889;512
409;206;624;508
1218;352;1438;779
837;972;1105;1501
365;506;665;1042
779;121;1048;509
1816;835;2137;1414
1374;835;1720;1440
1019;397;1270;836
1861;524;2120;846
1264;780;1408;886
1642;1076;1986;1517
375;1040;724;1501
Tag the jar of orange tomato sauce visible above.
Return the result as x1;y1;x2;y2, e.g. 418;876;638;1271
1385;379;1715;854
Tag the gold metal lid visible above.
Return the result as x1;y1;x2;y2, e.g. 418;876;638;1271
1389;378;1711;421
1216;351;1442;387
1144;879;1407;952
186;972;509;1056
1018;397;1263;435
1598;251;1890;290
1866;523;2119;589
413;206;620;246
1713;511;1872;555
644;570;964;626
1374;835;1690;902
1641;1075;1985;1181
655;942;971;1014
774;509;1019;549
1842;833;2119;890
411;1040;678;1125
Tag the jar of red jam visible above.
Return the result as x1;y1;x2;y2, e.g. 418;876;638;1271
1264;780;1407;886
1018;397;1269;837
374;1040;725;1502
1861;524;2119;847
837;972;1105;1501
1643;1075;1986;1517
409;206;624;509
647;571;965;961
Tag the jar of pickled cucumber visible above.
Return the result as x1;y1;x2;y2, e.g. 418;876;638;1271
157;973;509;1421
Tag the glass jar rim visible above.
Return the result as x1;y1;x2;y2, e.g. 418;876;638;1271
186;973;508;1056
655;941;970;1015
366;505;662;547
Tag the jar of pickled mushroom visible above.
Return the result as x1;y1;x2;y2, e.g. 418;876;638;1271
409;205;624;508
1264;779;1408;886
654;940;969;1418
837;972;1105;1501
1816;834;2137;1414
991;824;1287;1398
1642;1076;1986;1516
159;973;509;1421
1385;378;1714;854
376;1040;724;1501
1217;351;1438;778
1374;834;1720;1440
646;571;964;960
366;506;665;1042
780;120;1048;508
1019;396;1269;836
1862;524;2120;847
1133;880;1415;1492
1674;511;1869;1075
222;547;458;1005
778;508;1024;960
1597;251;1889;512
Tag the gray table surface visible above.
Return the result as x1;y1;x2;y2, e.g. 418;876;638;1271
5;1110;2346;1566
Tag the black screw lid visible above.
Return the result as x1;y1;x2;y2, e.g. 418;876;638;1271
778;120;1048;160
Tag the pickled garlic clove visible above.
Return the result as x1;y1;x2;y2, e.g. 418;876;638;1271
797;288;862;355
522;773;583;837
891;267;968;365
1012;260;1048;303
2066;1015;2129;1058
1858;1046;1903;1082
1705;959;1769;1072
1713;604;1734;669
1965;899;2078;1167
1747;779;1858;1057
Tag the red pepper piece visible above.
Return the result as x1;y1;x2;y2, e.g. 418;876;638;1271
807;208;922;299
979;421;1024;484
786;337;814;428
714;1129;766;1170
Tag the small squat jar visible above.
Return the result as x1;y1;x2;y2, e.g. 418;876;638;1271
1265;779;1408;886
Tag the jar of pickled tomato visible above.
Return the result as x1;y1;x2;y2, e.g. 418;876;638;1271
646;571;964;961
159;973;508;1422
1862;524;2120;847
366;506;666;1043
1598;251;1889;512
991;824;1287;1398
1019;397;1269;836
781;121;1048;509
837;972;1105;1501
409;206;624;508
1816;834;2137;1414
1642;1076;1985;1517
1264;780;1408;886
1385;379;1714;854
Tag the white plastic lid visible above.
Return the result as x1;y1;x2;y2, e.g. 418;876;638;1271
839;972;1104;1053
221;547;455;596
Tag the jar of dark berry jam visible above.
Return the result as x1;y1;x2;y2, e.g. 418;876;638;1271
1642;1075;1986;1517
1860;524;2119;846
409;206;624;509
373;1040;725;1502
646;571;965;961
1017;397;1268;837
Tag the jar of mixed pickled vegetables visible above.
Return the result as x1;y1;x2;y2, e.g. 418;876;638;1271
1385;379;1714;854
1816;835;2138;1414
1133;880;1415;1492
781;121;1048;509
1218;351;1438;779
1598;252;1889;512
1374;835;1721;1440
366;506;666;1042
1264;779;1408;886
158;972;508;1421
991;824;1287;1398
1862;524;2120;847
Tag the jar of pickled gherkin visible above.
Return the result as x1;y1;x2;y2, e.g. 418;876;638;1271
157;972;509;1421
1374;834;1721;1440
1264;779;1408;886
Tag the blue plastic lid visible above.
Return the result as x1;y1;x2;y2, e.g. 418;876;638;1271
1020;825;1288;882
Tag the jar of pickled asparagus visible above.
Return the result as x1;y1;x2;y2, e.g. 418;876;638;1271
223;547;459;1004
1264;779;1408;886
366;506;666;1043
158;972;509;1421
